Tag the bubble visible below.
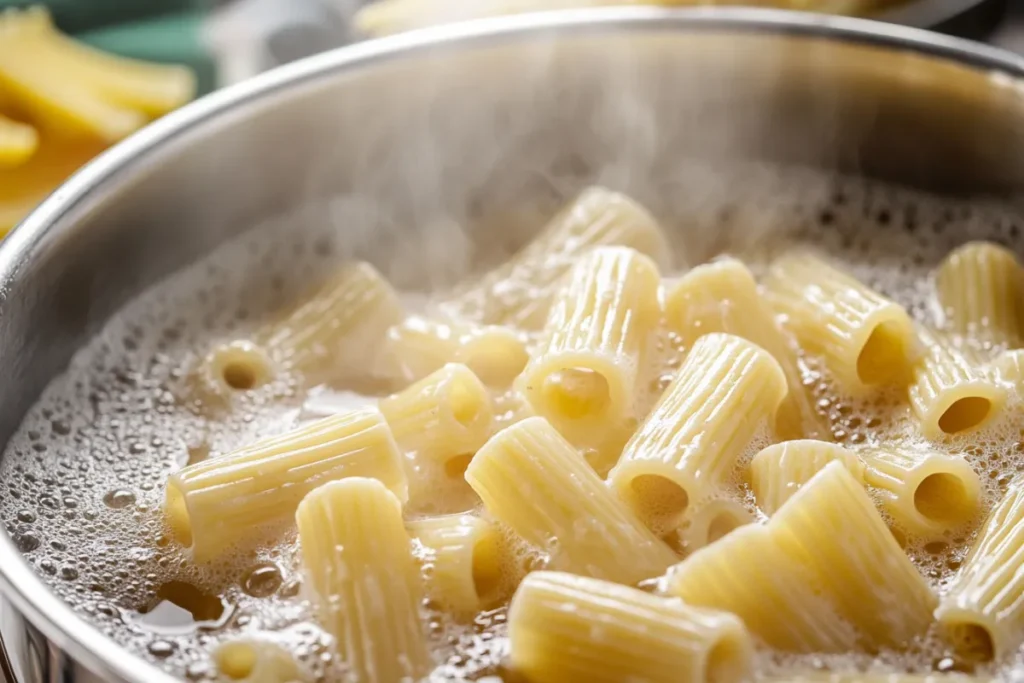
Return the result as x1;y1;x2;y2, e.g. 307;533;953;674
103;490;137;509
241;564;282;598
16;509;36;523
147;640;175;658
14;531;40;552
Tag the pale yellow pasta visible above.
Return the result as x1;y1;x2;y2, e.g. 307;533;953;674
770;462;937;647
508;571;753;683
751;440;866;515
909;328;1006;439
439;186;669;330
465;417;676;584
665;257;827;440
936;241;1024;347
992;348;1024;387
296;478;431;683
213;639;304;682
519;246;660;460
378;363;493;471
668;523;858;652
199;340;276;396
608;333;787;535
767;676;988;682
764;251;915;393
258;261;403;382
165;408;407;561
937;475;1024;661
674;497;754;554
384;315;528;387
406;514;506;617
857;445;981;539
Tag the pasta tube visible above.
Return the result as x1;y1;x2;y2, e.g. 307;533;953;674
608;333;787;535
674;497;754;554
166;408;407;561
751;440;866;515
992;349;1024;389
764;251;915;393
938;475;1024;661
909;329;1006;439
668;524;858;652
296;478;431;683
770;462;937;647
406;514;506;617
519;247;660;458
379;363;493;468
0;114;37;169
465;417;676;585
665;257;827;440
439;186;669;330
857;445;981;539
385;315;528;387
213;639;304;683
508;571;753;683
936;241;1024;347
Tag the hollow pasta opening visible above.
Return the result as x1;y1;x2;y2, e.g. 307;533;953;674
856;321;908;386
448;374;483;426
444;453;474;479
706;510;746;545
630;474;689;532
938;397;993;435
471;528;503;606
209;341;273;392
949;621;995;662
542;368;611;420
914;472;972;523
463;334;528;387
216;641;257;679
165;483;193;548
705;629;750;683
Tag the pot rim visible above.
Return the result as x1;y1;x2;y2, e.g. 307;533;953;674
0;7;1022;682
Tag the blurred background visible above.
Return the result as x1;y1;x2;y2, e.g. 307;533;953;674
0;0;1019;236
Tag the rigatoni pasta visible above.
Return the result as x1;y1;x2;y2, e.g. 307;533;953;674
665;257;827;440
519;246;660;466
406;514;507;617
674;497;754;554
608;333;787;535
508;571;754;683
909;328;1006;439
213;639;304;683
936;241;1024;348
295;478;431;683
751;440;866;515
764;251;915;393
165;407;407;561
439;186;669;330
465;416;676;584
937;475;1024;661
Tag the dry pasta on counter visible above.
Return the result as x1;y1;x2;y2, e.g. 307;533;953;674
465;416;676;584
608;332;787;535
296;478;432;683
508;571;753;683
765;251;916;394
165;408;407;561
439;186;669;330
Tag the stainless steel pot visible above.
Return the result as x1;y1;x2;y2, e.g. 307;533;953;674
1;8;1024;682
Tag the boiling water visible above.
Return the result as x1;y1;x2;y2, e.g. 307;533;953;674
3;163;1024;681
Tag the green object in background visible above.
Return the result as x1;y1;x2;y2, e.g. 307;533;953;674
0;0;203;35
77;11;217;96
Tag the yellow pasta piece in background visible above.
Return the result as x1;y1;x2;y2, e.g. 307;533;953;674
213;638;304;683
771;462;937;648
751;440;866;515
384;315;527;388
0;113;38;168
608;333;787;535
767;676;989;682
519;246;660;470
672;497;754;555
909;328;1006;439
406;514;507;617
938;475;1024;662
296;478;431;683
936;241;1024;348
665;257;827;440
439;186;669;330
166;408;407;561
857;445;981;540
668;524;857;652
466;417;676;584
508;571;753;683
765;251;915;394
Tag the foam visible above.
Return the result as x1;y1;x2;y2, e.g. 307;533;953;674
2;164;1024;680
